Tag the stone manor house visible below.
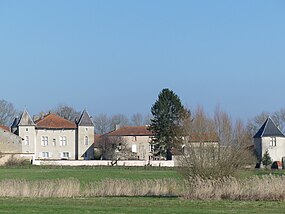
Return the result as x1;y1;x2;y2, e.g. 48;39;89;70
0;110;94;160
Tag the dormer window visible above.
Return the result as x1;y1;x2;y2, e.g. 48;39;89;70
269;137;276;147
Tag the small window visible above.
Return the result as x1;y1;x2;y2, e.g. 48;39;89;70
132;144;137;153
60;136;67;146
132;136;137;141
85;128;88;131
41;136;48;146
270;137;277;147
26;128;29;132
42;152;49;158
25;136;29;146
84;136;89;145
52;139;56;146
62;152;69;159
149;144;154;152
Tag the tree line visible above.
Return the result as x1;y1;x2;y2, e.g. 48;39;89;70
0;100;151;134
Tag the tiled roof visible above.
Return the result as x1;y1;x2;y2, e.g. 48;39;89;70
94;134;102;146
77;110;94;126
254;117;285;138
36;113;76;129
189;132;219;142
107;126;153;136
0;125;10;132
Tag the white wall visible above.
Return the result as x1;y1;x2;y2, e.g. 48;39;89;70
261;137;285;162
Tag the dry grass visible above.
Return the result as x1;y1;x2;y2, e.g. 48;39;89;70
1;175;285;200
0;178;181;198
183;174;285;201
84;178;181;197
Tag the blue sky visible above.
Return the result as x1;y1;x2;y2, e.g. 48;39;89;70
0;0;284;120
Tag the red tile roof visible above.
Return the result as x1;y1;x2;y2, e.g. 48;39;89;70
0;125;10;132
189;132;219;142
108;126;153;136
94;134;102;146
36;113;76;129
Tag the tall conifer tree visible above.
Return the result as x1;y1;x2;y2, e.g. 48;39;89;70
149;88;188;160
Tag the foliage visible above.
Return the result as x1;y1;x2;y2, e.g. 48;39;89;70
4;156;30;167
149;88;188;160
262;150;272;169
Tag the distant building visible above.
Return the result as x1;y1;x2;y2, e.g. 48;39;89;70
10;109;94;160
254;117;285;165
106;126;154;161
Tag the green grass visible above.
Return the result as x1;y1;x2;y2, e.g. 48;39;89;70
0;166;180;184
0;197;284;214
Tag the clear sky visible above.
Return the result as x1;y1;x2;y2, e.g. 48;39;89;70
0;0;284;120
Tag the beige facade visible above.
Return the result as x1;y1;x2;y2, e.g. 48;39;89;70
10;110;94;160
0;127;23;153
77;126;95;160
35;129;76;159
121;135;153;160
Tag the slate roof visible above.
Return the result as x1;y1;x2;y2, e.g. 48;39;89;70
36;113;76;129
253;117;285;138
77;110;94;127
18;110;35;126
107;126;153;136
11;117;19;129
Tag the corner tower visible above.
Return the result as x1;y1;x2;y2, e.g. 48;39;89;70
17;110;36;154
77;110;94;160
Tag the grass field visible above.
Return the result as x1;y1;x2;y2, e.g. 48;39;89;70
0;166;285;213
0;166;180;184
0;197;284;214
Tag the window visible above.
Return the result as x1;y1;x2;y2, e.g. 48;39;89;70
132;136;137;141
84;136;89;145
61;152;69;159
41;136;48;146
60;136;67;146
148;144;154;152
42;152;49;158
85;128;88;132
132;144;137;153
26;128;29;132
270;137;277;147
25;136;29;145
52;139;56;146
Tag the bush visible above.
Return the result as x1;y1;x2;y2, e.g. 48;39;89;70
4;157;30;167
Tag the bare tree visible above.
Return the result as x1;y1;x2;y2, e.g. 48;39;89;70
0;100;18;126
131;113;144;126
110;114;130;129
50;104;81;122
179;106;255;179
93;114;112;134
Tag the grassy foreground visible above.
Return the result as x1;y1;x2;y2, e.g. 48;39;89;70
0;166;180;183
0;197;284;214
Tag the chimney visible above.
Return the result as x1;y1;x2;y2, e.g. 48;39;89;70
115;124;120;130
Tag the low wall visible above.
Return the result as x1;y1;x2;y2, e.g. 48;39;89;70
32;159;176;167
